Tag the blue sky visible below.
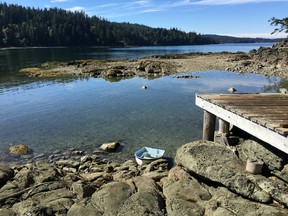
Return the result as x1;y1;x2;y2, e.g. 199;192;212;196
3;0;288;38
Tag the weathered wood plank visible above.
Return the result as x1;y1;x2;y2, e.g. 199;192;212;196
266;124;288;131
275;128;288;136
224;106;288;116
211;100;288;106
198;93;288;100
242;113;288;118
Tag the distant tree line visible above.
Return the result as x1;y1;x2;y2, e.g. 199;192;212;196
205;34;283;44
0;3;216;47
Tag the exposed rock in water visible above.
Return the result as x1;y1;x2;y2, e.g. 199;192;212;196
9;144;29;155
100;141;120;152
228;87;237;93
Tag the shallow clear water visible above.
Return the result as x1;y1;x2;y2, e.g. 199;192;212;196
0;71;281;163
0;43;284;163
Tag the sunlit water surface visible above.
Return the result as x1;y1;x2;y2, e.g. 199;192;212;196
0;43;283;163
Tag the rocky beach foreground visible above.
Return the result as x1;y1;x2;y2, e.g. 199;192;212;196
20;39;288;80
1;139;288;215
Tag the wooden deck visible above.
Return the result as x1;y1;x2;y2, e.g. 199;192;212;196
195;93;288;154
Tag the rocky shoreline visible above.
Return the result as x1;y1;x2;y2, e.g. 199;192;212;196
19;39;288;80
1;137;288;215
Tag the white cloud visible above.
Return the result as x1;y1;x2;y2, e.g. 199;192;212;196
189;0;288;5
133;0;151;5
85;0;288;19
141;9;163;13
66;6;85;12
96;3;119;8
50;0;70;3
171;0;192;7
220;32;287;38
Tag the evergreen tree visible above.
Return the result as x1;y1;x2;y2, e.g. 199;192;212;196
0;3;216;47
270;17;288;35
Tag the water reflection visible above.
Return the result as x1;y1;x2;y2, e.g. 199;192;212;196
0;70;282;164
0;43;283;164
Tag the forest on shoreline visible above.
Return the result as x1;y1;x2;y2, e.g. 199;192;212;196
0;3;281;48
0;3;216;47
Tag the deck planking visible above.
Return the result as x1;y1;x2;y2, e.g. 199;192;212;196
196;93;288;154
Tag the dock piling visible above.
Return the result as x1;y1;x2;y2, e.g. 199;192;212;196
203;110;216;141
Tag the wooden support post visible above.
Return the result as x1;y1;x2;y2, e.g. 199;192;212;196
203;110;216;141
219;118;230;134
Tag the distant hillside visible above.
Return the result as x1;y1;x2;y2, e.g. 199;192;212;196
205;34;283;44
0;3;216;47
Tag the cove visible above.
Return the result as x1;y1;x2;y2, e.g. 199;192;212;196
0;69;280;163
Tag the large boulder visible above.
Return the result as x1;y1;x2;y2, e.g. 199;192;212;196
118;176;165;216
91;181;133;216
165;162;288;215
67;199;102;216
12;188;74;215
161;166;211;216
175;140;271;203
206;185;288;216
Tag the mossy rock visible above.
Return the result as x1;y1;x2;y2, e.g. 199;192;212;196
19;67;41;73
41;61;64;68
19;67;59;77
9;144;30;155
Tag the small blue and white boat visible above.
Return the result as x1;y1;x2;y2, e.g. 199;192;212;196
134;146;165;165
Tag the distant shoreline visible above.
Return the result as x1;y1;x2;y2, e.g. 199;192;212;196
18;39;288;80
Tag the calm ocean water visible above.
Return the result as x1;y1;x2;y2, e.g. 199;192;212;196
0;43;283;163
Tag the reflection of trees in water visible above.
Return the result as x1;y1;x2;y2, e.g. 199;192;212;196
263;79;288;92
103;75;161;83
1;74;162;93
0;76;80;94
